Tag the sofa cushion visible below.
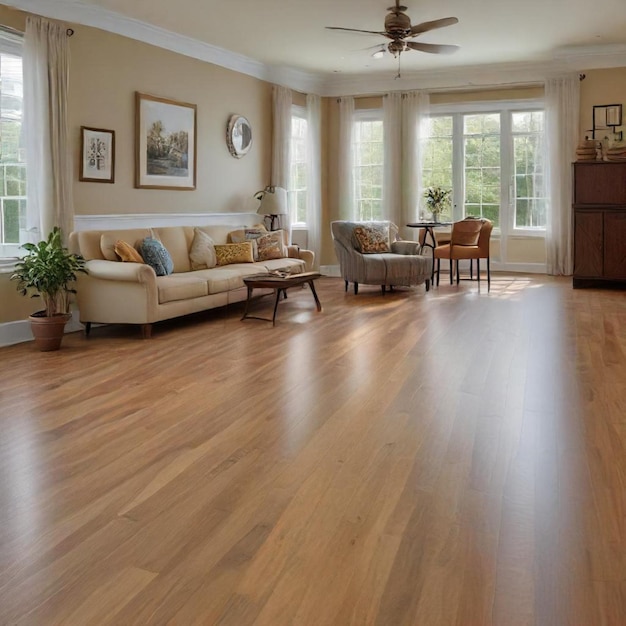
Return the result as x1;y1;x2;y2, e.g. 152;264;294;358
100;229;151;261
156;274;208;303
114;240;143;263
228;227;267;261
152;227;191;273
215;242;254;266
353;223;390;254
191;268;250;293
139;238;174;276
382;253;431;286
189;228;217;270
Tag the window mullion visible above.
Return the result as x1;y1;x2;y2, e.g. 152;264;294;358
452;113;464;221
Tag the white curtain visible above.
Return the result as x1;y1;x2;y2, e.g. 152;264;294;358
337;96;355;220
545;74;579;275
401;91;430;240
306;93;321;268
23;16;73;242
383;92;402;224
271;85;292;238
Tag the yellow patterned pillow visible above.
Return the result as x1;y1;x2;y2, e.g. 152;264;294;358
214;242;254;266
114;239;143;263
353;224;390;253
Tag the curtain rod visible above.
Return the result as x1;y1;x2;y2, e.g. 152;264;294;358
0;25;74;37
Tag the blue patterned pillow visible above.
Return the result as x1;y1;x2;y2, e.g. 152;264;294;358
139;237;174;276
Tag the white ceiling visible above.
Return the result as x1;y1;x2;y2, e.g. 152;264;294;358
6;0;626;94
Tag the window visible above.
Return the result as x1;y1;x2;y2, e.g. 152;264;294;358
421;103;546;234
512;111;545;229
0;29;25;257
354;112;383;221
463;113;501;226
288;107;307;225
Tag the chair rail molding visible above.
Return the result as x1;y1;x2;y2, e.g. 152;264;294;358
72;212;260;231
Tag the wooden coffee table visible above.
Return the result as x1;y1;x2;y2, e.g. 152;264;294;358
241;271;322;325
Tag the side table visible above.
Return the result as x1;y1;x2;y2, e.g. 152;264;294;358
407;221;453;281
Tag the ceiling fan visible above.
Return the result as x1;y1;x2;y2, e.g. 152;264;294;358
326;0;459;77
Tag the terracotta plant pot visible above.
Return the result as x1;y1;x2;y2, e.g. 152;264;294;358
29;312;71;352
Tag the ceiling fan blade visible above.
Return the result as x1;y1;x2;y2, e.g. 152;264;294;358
406;41;460;54
326;26;388;36
409;17;459;36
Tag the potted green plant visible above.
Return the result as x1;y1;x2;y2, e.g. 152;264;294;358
424;186;452;222
11;227;86;351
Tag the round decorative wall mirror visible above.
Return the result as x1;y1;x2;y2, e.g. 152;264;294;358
226;114;252;158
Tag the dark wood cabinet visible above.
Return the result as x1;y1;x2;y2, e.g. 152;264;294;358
573;162;626;288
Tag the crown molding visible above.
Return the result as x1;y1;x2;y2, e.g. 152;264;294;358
3;0;626;96
1;0;325;93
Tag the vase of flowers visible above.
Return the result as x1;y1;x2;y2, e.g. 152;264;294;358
424;186;452;223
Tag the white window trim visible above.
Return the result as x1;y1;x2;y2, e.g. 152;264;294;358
0;28;25;260
428;99;546;238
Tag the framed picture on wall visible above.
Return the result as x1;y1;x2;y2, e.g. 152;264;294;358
79;126;115;183
135;92;197;190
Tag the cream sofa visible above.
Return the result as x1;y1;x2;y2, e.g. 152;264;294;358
69;225;314;337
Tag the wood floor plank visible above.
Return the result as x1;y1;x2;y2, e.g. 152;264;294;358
0;275;625;624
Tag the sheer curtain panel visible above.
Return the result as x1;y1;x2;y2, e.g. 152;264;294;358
545;75;579;275
337;97;355;220
271;85;292;238
306;93;321;268
401;91;429;240
383;92;402;224
24;16;73;242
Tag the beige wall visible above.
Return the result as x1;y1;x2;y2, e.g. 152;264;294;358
579;68;626;139
70;26;272;215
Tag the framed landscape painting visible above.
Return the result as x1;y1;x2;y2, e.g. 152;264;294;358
80;126;115;183
135;92;197;190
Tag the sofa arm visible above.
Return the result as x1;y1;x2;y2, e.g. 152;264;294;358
85;259;156;284
391;240;422;255
287;245;315;272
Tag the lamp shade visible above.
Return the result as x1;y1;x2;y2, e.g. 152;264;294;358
255;186;288;216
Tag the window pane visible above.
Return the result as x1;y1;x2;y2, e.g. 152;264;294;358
421;115;453;219
463;113;501;227
288;112;307;224
513;111;546;229
0;47;26;247
354;118;384;220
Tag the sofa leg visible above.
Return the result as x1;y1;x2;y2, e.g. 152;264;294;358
141;323;152;339
354;282;359;295
381;285;386;295
84;322;91;337
344;279;348;292
425;279;430;292
436;259;440;286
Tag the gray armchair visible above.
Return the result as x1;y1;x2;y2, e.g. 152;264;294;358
331;220;432;294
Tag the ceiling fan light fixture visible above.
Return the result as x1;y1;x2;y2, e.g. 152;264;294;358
372;46;385;59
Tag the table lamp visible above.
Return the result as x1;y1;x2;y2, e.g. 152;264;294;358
255;186;287;231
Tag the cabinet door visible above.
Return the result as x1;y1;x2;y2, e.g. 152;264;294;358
574;211;603;277
604;212;626;278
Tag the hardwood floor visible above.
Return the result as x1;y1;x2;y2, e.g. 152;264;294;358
0;275;624;625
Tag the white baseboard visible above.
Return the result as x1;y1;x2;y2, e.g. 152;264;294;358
0;310;84;348
320;265;341;277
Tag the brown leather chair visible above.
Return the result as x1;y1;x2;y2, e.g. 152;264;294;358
433;218;493;290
